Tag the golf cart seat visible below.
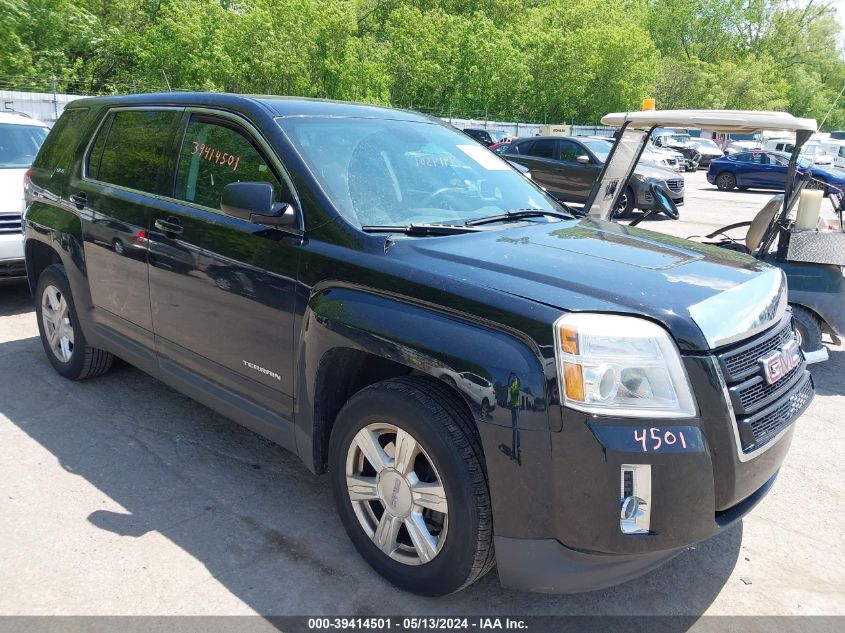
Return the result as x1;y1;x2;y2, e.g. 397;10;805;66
692;194;783;254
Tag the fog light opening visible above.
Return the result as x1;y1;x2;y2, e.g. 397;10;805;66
620;464;652;535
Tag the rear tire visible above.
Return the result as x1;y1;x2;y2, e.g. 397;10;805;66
716;172;736;191
329;376;493;596
35;264;114;380
791;305;823;353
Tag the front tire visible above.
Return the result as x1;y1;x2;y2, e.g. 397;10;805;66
716;172;736;191
792;304;823;353
612;186;636;219
35;264;114;380
329;376;493;596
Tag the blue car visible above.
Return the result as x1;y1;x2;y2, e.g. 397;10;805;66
707;150;845;195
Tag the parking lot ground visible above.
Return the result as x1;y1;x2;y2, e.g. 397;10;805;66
0;172;843;617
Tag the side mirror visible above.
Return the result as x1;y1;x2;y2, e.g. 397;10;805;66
221;182;296;227
576;155;590;164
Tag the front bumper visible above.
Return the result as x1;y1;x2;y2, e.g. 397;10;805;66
495;469;778;593
0;232;26;281
478;316;811;593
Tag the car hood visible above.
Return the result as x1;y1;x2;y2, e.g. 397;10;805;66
404;218;783;351
691;146;724;157
0;168;26;214
810;164;845;183
634;164;682;181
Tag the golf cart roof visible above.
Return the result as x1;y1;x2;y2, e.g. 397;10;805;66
601;110;817;133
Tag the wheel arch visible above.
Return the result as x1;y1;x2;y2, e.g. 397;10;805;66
295;285;550;475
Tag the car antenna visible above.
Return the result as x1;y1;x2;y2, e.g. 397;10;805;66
161;71;173;93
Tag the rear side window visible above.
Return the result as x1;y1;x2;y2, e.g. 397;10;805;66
174;117;284;211
31;108;88;172
91;110;179;193
529;139;555;159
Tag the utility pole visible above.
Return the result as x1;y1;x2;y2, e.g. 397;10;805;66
50;75;58;121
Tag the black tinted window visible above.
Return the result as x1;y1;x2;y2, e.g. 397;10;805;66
96;110;179;192
174;118;283;210
87;114;112;179
529;139;555;158
31;108;87;172
557;140;582;162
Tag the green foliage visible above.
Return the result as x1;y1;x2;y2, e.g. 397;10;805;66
0;0;843;127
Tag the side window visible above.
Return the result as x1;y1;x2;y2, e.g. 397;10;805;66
174;118;284;211
730;152;750;162
507;141;527;155
556;140;582;162
529;139;555;159
95;110;179;193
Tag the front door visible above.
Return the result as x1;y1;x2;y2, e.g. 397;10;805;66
148;111;301;429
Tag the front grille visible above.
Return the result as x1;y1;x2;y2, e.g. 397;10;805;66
746;377;813;445
0;213;22;235
721;323;793;381
666;179;684;193
715;313;813;454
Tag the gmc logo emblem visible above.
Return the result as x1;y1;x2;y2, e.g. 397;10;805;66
759;339;801;384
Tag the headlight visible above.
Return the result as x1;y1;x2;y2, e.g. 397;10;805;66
554;313;697;418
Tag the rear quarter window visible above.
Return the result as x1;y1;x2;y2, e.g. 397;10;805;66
90;109;180;194
31;108;89;173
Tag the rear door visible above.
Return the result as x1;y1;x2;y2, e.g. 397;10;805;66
72;107;183;369
555;139;601;201
148;110;301;434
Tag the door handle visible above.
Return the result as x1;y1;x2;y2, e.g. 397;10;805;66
69;192;87;209
154;217;183;235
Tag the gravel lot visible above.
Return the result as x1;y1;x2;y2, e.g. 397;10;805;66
0;171;843;617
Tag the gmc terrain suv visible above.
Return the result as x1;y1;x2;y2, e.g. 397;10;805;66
24;94;813;595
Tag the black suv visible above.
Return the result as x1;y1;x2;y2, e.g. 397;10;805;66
23;93;813;596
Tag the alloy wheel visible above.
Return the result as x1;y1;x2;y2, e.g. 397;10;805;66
615;192;629;216
345;422;448;565
41;284;74;362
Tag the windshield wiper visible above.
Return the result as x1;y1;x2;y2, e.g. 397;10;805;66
361;223;480;236
464;208;575;226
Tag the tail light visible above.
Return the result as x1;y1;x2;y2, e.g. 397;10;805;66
132;230;148;244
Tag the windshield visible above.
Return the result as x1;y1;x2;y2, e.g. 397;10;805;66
489;131;510;143
772;151;811;169
278;117;556;227
0;123;49;168
663;134;691;144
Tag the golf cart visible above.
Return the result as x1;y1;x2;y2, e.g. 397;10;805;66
586;110;845;362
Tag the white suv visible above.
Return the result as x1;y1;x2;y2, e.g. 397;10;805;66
1;111;49;281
